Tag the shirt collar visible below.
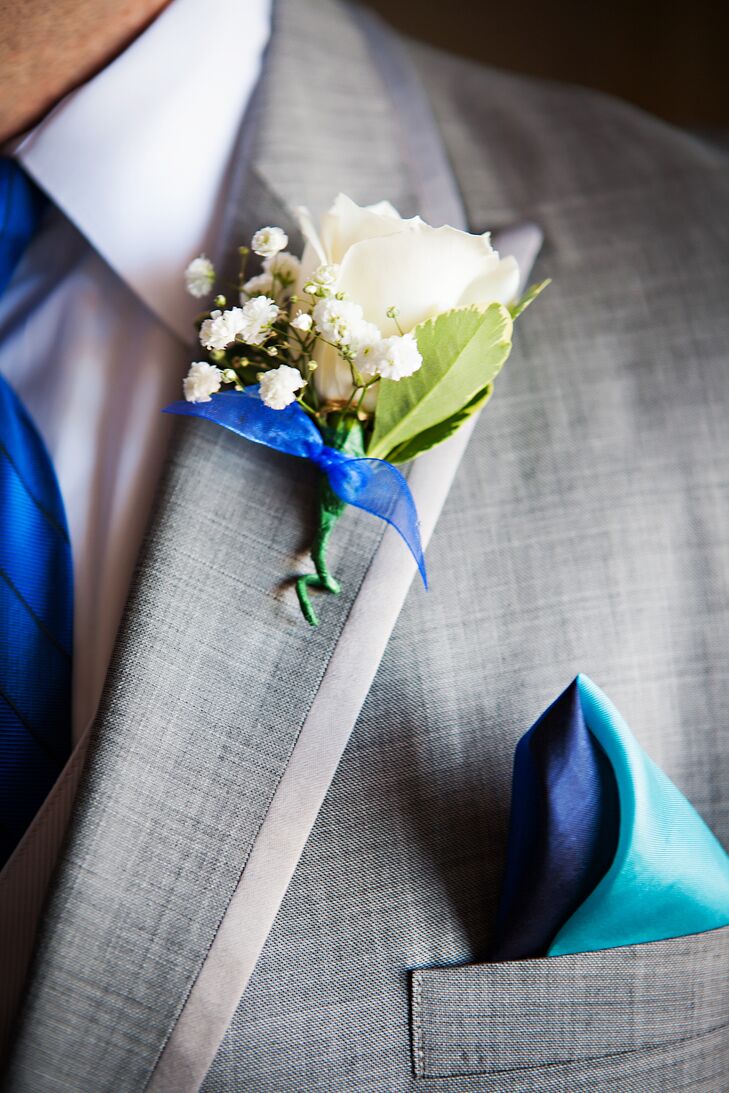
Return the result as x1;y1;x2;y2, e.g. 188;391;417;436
14;0;272;342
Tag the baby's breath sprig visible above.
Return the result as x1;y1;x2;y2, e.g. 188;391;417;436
181;225;425;421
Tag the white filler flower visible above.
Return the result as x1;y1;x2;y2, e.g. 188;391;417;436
185;255;215;298
313;297;364;348
303;262;340;296
251;226;288;258
296;194;520;403
199;308;246;350
183;361;222;402
259;364;305;409
370;332;423;380
291;311;313;332
242;272;274;299
264;251;301;287
239;295;279;344
350;320;383;376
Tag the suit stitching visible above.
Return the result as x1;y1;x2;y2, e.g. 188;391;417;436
411;971;425;1079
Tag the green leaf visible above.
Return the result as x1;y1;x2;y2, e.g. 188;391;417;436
386;383;494;464
509;278;551;320
368;304;513;461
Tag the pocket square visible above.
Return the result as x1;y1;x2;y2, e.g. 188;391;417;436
491;675;729;960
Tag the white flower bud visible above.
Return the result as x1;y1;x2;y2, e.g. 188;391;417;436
263;251;301;288
304;263;340;297
242;273;274;299
251;226;288;258
199;296;279;350
259;364;305;410
184;255;215;298
199;309;245;351
313;297;364;348
239;295;279;344
291;311;313;332
183;361;222;403
350;320;383;377
370;331;423;381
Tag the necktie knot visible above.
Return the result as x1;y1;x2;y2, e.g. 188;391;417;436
0;158;46;297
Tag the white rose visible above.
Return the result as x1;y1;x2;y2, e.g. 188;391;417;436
259;364;305;410
183;361;222;403
296;193;520;403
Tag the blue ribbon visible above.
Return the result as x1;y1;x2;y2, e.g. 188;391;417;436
163;387;427;585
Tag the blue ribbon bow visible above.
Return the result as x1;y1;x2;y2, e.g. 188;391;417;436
163;387;427;585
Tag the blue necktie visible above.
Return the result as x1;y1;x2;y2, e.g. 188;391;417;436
0;158;72;870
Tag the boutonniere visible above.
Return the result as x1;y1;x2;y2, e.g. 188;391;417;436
165;194;547;626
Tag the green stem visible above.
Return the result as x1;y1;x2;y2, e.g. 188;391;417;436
295;488;344;627
295;393;319;418
295;414;365;627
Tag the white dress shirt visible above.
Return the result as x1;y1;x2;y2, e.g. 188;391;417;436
0;0;272;739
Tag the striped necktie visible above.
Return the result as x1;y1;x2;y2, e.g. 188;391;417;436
0;158;72;870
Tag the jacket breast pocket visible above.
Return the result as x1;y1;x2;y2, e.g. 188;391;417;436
410;925;729;1090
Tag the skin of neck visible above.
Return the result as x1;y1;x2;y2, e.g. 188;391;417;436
0;0;171;144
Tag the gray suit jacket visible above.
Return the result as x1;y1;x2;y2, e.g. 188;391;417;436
4;1;729;1090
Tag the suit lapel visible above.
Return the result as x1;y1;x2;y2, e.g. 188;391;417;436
220;0;420;265
250;0;419;215
4;1;423;1088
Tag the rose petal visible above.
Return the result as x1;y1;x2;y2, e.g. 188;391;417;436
319;193;416;264
312;341;353;403
295;205;326;264
457;254;520;310
337;223;517;334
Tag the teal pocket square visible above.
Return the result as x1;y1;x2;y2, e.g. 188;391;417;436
492;675;729;959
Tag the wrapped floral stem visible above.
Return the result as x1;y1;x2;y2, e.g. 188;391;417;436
296;414;366;625
296;481;344;625
166;194;548;627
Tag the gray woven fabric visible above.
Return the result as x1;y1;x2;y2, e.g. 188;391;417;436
413;926;729;1085
202;28;729;1093
5;0;729;1090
